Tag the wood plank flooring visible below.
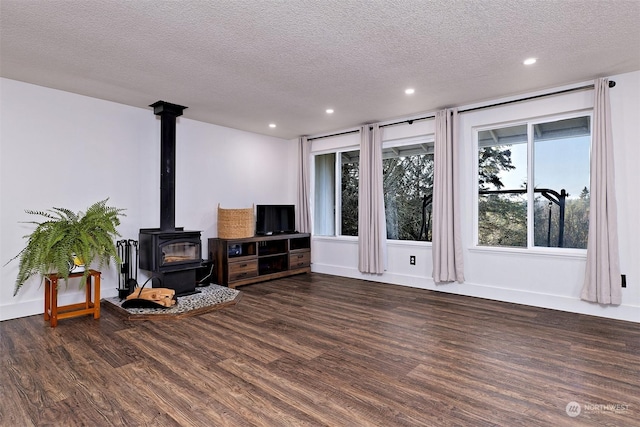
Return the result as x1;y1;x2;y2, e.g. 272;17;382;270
1;273;639;426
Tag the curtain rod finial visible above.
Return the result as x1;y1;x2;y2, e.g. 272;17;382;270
609;80;616;88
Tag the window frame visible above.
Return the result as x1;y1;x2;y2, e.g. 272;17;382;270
472;109;593;255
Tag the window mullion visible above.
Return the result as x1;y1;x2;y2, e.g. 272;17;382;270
527;122;535;248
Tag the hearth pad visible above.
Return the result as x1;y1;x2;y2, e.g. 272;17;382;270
102;284;240;320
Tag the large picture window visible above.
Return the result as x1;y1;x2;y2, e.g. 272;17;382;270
313;136;434;242
383;138;434;241
477;114;591;249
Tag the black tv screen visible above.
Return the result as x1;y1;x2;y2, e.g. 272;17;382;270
256;205;296;235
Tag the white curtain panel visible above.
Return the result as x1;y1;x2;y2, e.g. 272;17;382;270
296;136;312;233
358;124;386;274
432;108;464;283
581;78;621;305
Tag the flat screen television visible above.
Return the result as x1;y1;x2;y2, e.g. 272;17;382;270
256;205;296;235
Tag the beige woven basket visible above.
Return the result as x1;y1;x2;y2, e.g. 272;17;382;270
217;204;255;239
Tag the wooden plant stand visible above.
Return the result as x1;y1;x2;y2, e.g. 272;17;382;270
44;269;101;327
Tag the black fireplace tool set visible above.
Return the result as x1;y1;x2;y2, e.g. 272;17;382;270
117;239;139;299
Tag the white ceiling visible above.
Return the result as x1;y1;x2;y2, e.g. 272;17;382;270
1;0;639;140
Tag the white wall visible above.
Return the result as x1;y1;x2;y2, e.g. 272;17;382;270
311;71;640;323
3;72;637;323
0;78;296;321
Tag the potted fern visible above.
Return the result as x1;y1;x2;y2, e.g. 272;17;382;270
7;199;125;295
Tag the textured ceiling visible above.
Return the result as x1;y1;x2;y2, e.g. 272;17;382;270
1;0;639;140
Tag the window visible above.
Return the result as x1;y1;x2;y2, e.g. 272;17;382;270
478;124;528;247
383;138;434;241
341;150;359;236
313;149;359;236
314;153;335;236
477;115;591;249
313;137;434;242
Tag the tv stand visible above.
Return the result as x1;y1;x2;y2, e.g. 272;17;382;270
208;233;310;288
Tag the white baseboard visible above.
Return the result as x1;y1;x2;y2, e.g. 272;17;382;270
0;299;43;322
3;265;636;323
311;263;640;323
1;286;120;322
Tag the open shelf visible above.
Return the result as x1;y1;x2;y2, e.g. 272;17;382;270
258;239;287;256
258;254;288;275
228;241;256;259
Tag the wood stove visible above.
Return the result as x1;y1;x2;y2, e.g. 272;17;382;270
139;101;202;296
139;228;202;272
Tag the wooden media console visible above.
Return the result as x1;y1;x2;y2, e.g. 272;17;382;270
208;233;310;288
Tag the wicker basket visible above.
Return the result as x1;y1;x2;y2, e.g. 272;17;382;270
217;204;254;239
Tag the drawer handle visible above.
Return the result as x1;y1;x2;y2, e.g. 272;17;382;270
240;263;247;267
297;255;304;258
238;272;247;277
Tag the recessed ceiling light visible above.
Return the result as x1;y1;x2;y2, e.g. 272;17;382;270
405;88;415;95
523;58;537;65
269;123;276;128
326;109;334;114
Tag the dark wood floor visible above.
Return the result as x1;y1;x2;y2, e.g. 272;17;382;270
1;273;638;426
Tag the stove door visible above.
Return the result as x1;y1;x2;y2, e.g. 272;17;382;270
160;240;201;267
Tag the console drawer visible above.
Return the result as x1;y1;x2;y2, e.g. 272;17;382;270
228;260;258;281
289;251;311;269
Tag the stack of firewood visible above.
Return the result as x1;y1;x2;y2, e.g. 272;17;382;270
125;287;176;307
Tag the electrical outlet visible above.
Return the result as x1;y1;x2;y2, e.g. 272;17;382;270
410;255;416;265
621;274;627;288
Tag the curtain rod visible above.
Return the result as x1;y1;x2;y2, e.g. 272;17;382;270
380;114;435;129
459;80;615;114
307;115;435;141
306;80;616;141
307;129;360;141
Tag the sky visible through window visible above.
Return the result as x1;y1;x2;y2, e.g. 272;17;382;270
498;136;590;199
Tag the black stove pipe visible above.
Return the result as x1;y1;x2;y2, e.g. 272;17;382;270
150;101;187;231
